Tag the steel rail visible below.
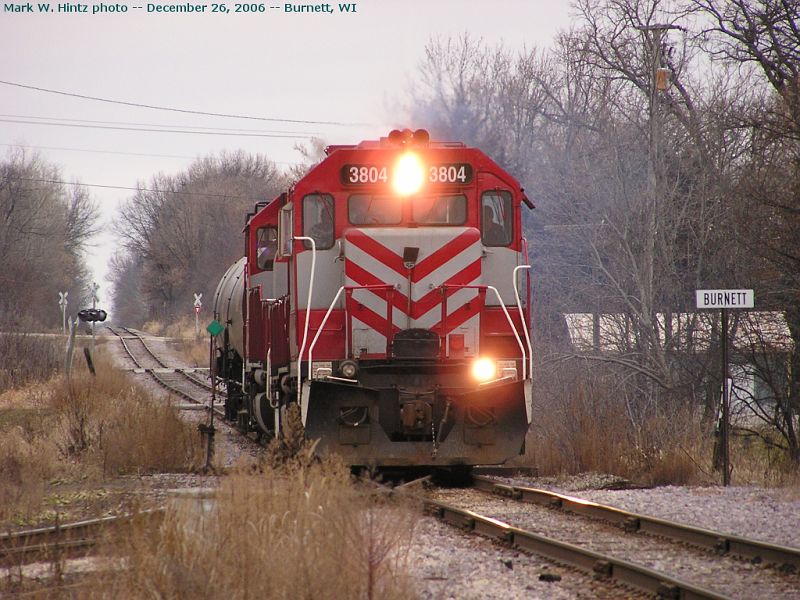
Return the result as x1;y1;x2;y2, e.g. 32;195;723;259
118;327;219;392
106;326;226;418
472;475;800;571
121;326;227;398
0;511;163;567
421;495;732;600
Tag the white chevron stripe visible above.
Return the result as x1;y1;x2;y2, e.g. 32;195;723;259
356;227;466;257
345;275;481;331
412;280;481;328
346;278;406;328
344;228;484;354
345;243;407;287
346;233;481;301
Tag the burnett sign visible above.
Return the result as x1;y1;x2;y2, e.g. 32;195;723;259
695;289;754;309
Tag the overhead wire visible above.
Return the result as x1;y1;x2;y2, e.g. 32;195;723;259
0;79;373;126
4;176;273;200
0;143;305;165
0;118;317;138
0;113;324;136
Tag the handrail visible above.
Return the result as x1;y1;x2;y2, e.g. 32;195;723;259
307;286;344;380
512;265;533;380
344;284;396;358
306;283;396;379
294;236;315;403
439;283;527;379
486;285;527;380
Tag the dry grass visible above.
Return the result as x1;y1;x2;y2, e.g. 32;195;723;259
168;337;209;368
0;351;202;524
0;333;63;393
141;316;209;366
80;460;418;600
50;354;202;475
526;363;713;486
729;430;800;488
141;319;165;335
526;361;800;488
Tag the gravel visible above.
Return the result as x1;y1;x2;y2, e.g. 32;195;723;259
493;473;800;549
407;516;648;599
426;486;800;600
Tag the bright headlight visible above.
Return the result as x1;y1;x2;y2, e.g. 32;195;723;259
471;357;497;382
392;152;425;196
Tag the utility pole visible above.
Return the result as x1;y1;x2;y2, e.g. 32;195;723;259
639;23;680;392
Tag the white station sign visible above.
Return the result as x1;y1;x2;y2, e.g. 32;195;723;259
695;289;754;309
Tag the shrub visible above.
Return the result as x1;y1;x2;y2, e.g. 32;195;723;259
0;350;202;524
0;334;63;393
526;361;708;485
86;460;418;600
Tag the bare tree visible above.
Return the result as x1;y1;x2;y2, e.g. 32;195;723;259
0;148;98;330
689;0;800;460
113;151;285;325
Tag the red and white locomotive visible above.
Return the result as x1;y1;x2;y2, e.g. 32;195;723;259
213;129;533;467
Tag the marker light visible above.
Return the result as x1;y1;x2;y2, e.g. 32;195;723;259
339;360;359;379
471;357;497;382
392;152;425;196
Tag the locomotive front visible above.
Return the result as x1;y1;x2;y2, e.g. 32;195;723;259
216;129;533;468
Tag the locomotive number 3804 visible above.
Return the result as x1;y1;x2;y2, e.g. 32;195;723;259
341;162;474;185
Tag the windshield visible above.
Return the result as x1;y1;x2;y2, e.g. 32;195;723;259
348;195;402;225
411;195;467;225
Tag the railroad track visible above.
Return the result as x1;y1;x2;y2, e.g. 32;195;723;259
401;477;800;600
106;326;226;419
471;476;800;571
0;511;163;570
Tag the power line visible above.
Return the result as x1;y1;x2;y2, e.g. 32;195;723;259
2;143;196;160
0;113;323;136
0;143;304;166
0;79;371;127
0;118;316;138
5;176;272;200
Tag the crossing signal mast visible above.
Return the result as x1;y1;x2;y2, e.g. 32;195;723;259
58;291;68;333
194;293;203;338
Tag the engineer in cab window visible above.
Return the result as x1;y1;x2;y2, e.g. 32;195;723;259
303;194;334;249
481;191;512;246
256;227;278;270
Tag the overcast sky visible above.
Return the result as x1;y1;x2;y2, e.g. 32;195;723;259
1;0;573;309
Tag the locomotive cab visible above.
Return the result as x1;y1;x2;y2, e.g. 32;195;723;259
213;129;533;468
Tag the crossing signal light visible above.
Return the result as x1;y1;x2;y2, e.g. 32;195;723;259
78;308;107;322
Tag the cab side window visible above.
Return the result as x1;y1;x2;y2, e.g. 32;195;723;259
303;194;334;250
481;190;513;246
256;227;278;271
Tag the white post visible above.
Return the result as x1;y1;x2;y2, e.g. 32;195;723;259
194;293;203;339
58;291;68;334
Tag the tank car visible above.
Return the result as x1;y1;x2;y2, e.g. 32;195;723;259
213;129;533;468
